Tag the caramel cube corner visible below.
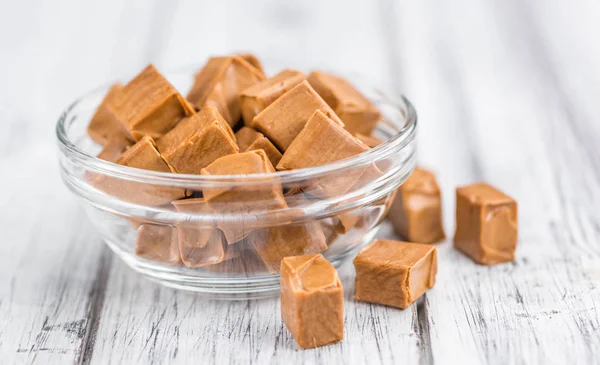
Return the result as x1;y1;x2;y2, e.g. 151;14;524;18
187;56;264;126
113;65;195;141
247;136;282;167
308;71;381;135
353;239;437;309
388;167;446;244
280;254;344;348
135;224;180;265
235;126;264;152
96;134;132;162
87;83;126;146
238;53;265;76
253;81;343;151
454;183;518;265
239;69;306;125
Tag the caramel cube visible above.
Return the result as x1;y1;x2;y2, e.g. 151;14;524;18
135;224;180;265
87;83;126;146
172;198;225;268
155;105;234;154
253;81;343;151
96;135;132;162
249;221;328;273
387;167;446;244
238;53;265;76
162;121;239;174
235;126;263;152
187;56;264;126
239;69;306;125
354;239;437;309
280;254;344;348
354;133;382;148
454;183;518;265
308;71;381;135
112;65;195;141
200;150;287;243
247;136;282;167
94;136;187;206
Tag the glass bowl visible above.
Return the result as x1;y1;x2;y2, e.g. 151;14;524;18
56;67;417;299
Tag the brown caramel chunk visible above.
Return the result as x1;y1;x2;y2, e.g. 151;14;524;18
112;65;195;141
135;224;180;264
186;56;264;126
238;53;265;76
354;239;437;309
388;167;446;244
155;105;234;154
201;150;287;243
96;135;132;162
247;136;282;167
355;133;382;148
239;69;306;125
454;183;518;265
253;81;343;151
235;126;263;152
249;221;328;273
93;136;186;206
87;83;126;146
280;254;343;349
172;198;225;267
308;71;381;135
162;121;239;174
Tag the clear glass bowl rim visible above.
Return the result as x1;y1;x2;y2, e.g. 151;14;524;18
55;70;417;187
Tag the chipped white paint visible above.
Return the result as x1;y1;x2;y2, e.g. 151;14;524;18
0;0;599;364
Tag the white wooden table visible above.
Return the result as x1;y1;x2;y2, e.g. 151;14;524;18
1;1;599;364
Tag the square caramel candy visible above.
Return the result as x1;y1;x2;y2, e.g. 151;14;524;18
186;56;264;126
354;239;437;309
200;150;287;243
96;135;132;162
280;254;344;348
239;69;306;125
387;167;446;244
87;83;126;146
235;127;282;167
172;198;225;268
252;81;344;151
238;53;265;76
135;224;180;265
162;119;239;174
454;183;518;265
112;65;195;141
93;136;187;206
308;71;381;135
155;105;234;154
277;110;369;197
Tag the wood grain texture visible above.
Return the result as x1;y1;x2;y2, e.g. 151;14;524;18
0;0;599;364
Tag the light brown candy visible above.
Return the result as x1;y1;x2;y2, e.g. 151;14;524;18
96;135;132;162
253;81;343;151
155;105;234;154
308;71;381;135
162;121;239;174
186;56;264;126
200;150;287;243
235;126;263;152
354;239;437;309
388;167;446;244
94;136;187;206
354;133;382;148
277;110;369;197
454;183;518;265
280;254;343;349
238;53;265;77
239;69;306;125
172;198;225;268
247;136;282;167
135;224;180;265
112;65;195;141
87;83;126;146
